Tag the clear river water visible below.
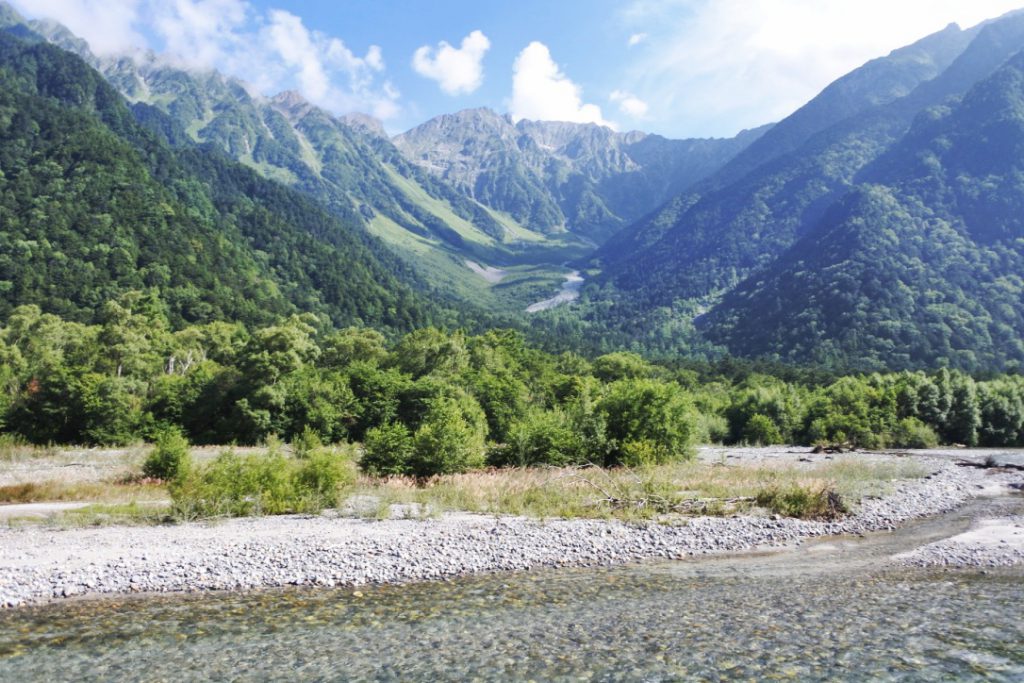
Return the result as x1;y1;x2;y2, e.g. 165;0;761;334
1;496;1022;681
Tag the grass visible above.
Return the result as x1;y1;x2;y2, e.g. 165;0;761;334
1;443;930;524
382;164;497;247
0;479;167;504
50;502;172;528
0;435;61;463
347;457;930;522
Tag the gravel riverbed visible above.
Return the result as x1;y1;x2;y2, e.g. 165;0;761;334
1;455;1021;608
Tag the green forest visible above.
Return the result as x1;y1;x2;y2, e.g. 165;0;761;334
3;302;1023;477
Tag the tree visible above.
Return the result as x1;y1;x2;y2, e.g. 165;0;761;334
361;422;415;476
410;396;486;476
597;378;696;466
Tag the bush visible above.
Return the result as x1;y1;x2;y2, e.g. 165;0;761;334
755;484;847;520
887;417;939;449
295;449;357;507
142;429;192;480
742;414;784;445
171;450;294;518
695;412;730;445
361;422;415;476
488;408;581;467
410;397;486;477
292;425;323;459
171;448;356;519
597;379;696;467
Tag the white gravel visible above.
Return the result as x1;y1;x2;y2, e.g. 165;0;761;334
894;516;1024;568
0;456;1021;608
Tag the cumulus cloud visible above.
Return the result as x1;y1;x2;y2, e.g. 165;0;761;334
11;0;144;54
610;90;649;117
620;0;1024;136
412;30;490;95
511;42;614;128
11;0;400;120
627;32;648;47
152;0;248;70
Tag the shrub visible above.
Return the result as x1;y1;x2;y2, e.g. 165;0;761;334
755;484;847;520
488;408;580;467
742;413;784;445
887;417;939;449
410;397;486;477
171;448;355;519
695;412;730;445
597;379;696;467
292;425;323;459
361;422;415;476
295;449;357;507
142;429;192;480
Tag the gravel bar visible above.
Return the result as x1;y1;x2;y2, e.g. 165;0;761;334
1;457;1020;608
895;515;1024;568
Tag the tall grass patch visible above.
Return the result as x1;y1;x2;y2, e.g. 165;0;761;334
171;446;356;519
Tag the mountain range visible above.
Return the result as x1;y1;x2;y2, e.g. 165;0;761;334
28;13;762;313
4;1;1024;371
580;9;1024;370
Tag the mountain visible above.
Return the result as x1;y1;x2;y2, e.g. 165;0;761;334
24;20;573;311
0;23;443;332
394;108;767;244
577;10;1024;369
25;15;763;314
702;49;1024;370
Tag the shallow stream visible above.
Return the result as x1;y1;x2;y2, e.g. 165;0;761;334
1;496;1022;681
526;270;584;313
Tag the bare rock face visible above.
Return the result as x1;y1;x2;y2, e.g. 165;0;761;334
394;108;760;241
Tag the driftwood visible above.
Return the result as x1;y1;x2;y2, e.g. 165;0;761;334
956;457;1024;472
531;464;755;514
595;496;756;514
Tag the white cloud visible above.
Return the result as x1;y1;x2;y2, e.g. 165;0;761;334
265;10;333;101
610;90;649;117
11;0;400;120
627;32;648;47
152;0;248;70
621;0;1024;136
511;41;614;128
412;30;490;95
11;0;144;54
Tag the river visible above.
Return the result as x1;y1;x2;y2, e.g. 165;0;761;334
526;270;584;313
1;493;1022;681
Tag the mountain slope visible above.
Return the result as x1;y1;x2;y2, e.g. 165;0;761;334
577;12;1024;362
702;48;1024;370
394;108;767;244
25;19;583;309
0;27;441;331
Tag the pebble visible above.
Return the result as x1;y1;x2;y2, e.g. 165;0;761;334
0;457;1020;608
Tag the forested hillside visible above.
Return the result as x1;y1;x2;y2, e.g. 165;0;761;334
29;11;765;314
703;49;1024;369
0;29;445;332
569;11;1024;371
5;1;1024;374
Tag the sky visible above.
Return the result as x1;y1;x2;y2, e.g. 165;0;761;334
10;0;1024;138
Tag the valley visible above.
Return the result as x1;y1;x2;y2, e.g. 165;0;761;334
2;1;1024;678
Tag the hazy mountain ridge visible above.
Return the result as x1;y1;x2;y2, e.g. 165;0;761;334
702;49;1024;369
24;5;765;314
8;0;1024;370
575;11;1024;369
394;108;767;243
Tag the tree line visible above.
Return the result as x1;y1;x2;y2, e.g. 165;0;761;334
2;300;1022;476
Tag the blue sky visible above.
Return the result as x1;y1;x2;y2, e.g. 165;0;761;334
12;1;1024;138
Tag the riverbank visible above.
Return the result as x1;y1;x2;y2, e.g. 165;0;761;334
2;452;1021;608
